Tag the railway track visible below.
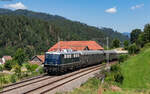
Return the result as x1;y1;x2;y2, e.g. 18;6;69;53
40;65;106;94
3;74;47;88
23;64;106;94
0;74;54;94
0;63;113;94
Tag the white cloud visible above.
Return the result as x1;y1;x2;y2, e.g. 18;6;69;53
131;4;144;10
4;2;27;10
105;7;117;14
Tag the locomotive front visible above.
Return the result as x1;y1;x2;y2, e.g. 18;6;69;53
44;52;61;73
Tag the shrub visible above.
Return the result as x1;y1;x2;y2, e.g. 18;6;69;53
36;66;44;74
0;65;3;71
110;64;121;73
25;63;31;72
1;76;9;84
10;74;17;83
118;54;128;63
128;43;139;54
4;60;13;71
114;72;124;84
31;64;39;71
104;73;114;83
25;63;39;72
14;64;21;78
105;64;124;84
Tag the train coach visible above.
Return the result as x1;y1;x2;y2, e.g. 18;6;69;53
44;49;128;74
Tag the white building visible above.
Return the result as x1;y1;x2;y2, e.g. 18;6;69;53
1;56;12;64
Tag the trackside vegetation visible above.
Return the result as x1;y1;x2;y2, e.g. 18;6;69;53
0;63;44;89
57;48;150;94
0;48;44;90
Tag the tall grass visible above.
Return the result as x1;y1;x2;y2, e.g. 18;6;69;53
121;48;150;90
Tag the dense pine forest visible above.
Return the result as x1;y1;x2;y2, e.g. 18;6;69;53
0;9;129;58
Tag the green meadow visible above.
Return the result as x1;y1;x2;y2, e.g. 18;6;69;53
121;48;150;90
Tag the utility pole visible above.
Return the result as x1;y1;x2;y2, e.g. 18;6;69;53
58;35;60;52
107;37;109;50
106;37;110;68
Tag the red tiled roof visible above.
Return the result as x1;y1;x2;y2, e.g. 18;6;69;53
30;55;45;64
48;41;104;52
36;55;45;63
2;56;12;61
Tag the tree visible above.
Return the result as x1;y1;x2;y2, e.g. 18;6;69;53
128;43;138;54
0;13;129;58
144;24;150;42
137;33;146;48
13;48;26;66
112;39;120;48
123;40;129;50
130;29;142;44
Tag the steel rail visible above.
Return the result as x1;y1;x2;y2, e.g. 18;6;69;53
0;75;54;93
3;74;47;88
24;64;106;94
41;66;105;94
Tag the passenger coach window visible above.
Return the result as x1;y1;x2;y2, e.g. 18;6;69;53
74;54;76;58
70;55;71;58
67;55;69;58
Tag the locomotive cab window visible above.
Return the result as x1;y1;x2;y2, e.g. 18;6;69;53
45;54;60;60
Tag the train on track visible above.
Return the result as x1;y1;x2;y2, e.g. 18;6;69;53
44;49;128;74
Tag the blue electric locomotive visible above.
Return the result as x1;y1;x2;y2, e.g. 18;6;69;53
44;50;81;73
44;50;128;74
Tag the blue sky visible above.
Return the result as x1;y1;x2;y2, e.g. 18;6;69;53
0;0;149;33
